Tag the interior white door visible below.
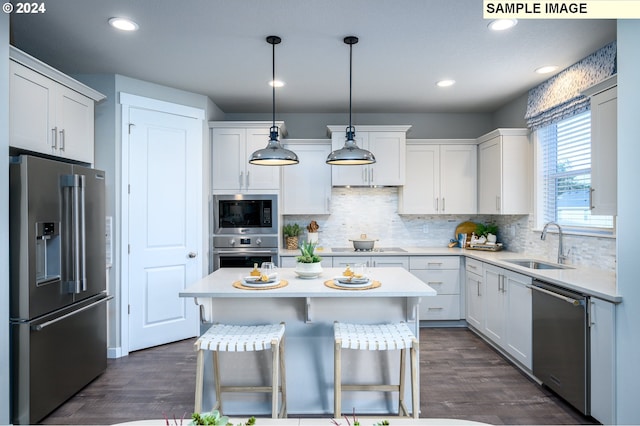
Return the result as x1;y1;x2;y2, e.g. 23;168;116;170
127;107;201;351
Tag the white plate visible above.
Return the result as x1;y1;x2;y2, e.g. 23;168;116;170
243;276;277;285
334;275;369;285
333;278;372;288
241;278;279;288
294;270;321;279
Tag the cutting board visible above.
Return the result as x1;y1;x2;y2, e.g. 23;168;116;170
454;221;478;240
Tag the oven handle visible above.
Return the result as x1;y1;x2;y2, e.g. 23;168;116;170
529;285;581;306
215;250;278;255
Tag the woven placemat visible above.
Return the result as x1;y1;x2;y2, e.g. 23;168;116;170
324;279;381;291
233;280;289;290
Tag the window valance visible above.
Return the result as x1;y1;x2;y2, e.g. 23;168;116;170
525;41;617;130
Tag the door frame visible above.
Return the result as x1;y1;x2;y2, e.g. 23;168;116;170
119;93;204;356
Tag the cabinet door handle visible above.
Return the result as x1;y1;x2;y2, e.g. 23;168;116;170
246;171;250;189
51;126;58;149
477;280;481;296
435;197;439;212
428;307;444;311
442;197;445;212
362;168;367;184
326;197;330;212
59;129;65;151
428;281;443;285
239;171;243;189
589;187;595;210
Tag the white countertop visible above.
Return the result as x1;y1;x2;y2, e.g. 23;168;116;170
279;247;620;303
180;267;437;299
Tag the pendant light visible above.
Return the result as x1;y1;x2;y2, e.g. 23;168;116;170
326;36;375;165
249;36;299;166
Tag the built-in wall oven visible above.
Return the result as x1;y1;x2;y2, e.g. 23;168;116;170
211;194;279;271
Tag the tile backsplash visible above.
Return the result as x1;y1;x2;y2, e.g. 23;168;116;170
283;187;616;272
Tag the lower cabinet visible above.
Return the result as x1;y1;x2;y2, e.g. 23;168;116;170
481;264;533;369
590;297;616;425
331;256;409;269
465;258;484;330
409;256;461;320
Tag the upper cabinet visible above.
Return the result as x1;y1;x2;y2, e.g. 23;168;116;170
399;141;477;215
477;129;531;215
9;47;105;164
210;122;285;192
583;75;617;216
281;140;332;214
327;125;411;186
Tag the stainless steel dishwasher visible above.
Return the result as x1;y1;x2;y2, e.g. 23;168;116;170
532;279;590;416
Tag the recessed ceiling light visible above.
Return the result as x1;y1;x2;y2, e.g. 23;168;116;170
488;19;518;31
535;65;558;74
108;17;139;32
436;79;456;88
269;80;285;88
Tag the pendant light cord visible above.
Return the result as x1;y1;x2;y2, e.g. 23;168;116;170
348;40;352;131
272;38;276;128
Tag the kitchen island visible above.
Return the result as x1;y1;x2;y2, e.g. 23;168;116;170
180;267;436;417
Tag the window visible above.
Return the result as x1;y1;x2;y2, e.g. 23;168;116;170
536;111;614;231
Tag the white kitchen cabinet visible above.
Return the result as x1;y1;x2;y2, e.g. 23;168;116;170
590;297;616;425
409;256;461;320
281;140;332;214
399;141;477;214
465;258;484;330
584;78;617;216
9;53;102;164
210;122;285;192
483;264;532;368
477;129;530;214
327;125;411;186
332;256;409;270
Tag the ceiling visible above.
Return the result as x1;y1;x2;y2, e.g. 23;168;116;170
9;0;616;114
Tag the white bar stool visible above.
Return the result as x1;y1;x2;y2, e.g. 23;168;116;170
194;322;287;418
333;321;419;419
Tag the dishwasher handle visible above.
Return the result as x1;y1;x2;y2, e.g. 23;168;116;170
530;284;581;306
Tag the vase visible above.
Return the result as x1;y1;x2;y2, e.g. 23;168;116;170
285;236;298;250
307;232;319;245
294;261;322;278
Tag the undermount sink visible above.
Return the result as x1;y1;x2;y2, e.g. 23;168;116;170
504;259;574;270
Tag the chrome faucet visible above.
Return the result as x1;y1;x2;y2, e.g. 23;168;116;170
541;222;567;264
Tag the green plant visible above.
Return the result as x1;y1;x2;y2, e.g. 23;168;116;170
476;222;498;237
283;223;302;237
190;410;229;425
297;240;322;263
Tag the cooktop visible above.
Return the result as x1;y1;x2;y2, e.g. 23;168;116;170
331;247;408;253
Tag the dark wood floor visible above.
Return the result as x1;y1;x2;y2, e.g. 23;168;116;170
40;328;596;425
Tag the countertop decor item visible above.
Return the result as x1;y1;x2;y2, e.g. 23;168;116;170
283;223;302;250
295;241;323;278
306;220;319;244
349;234;379;251
326;36;375;165
248;35;298;166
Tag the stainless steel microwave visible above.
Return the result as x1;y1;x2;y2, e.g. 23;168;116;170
213;194;278;235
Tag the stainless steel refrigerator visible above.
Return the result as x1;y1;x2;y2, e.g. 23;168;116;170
9;155;110;424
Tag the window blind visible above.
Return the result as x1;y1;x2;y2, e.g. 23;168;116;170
538;111;613;229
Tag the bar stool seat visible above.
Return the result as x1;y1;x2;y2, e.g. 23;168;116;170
333;321;419;419
194;323;286;418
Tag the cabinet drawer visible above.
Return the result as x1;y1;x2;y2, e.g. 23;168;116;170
371;256;409;269
279;256;297;268
420;295;461;320
410;269;459;294
409;256;459;270
465;258;483;274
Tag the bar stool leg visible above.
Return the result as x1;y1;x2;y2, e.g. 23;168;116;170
398;347;407;416
194;348;204;413
271;339;279;419
334;338;342;418
212;350;222;412
279;335;287;418
411;339;419;419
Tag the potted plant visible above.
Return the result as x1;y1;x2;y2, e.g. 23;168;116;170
283;223;301;250
476;223;499;243
295;240;323;277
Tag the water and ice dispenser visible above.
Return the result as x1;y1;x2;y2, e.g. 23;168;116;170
35;222;61;286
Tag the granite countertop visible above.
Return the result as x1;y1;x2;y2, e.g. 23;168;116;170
279;247;620;303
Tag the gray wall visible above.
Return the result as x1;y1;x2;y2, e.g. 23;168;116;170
616;20;640;425
493;92;529;128
1;12;9;425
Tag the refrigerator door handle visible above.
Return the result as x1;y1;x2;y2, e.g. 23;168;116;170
31;295;113;331
62;174;87;294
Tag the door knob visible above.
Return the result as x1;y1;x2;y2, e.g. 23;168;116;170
188;252;197;258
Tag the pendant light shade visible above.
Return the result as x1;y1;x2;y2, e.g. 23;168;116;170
326;36;375;165
249;36;298;166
